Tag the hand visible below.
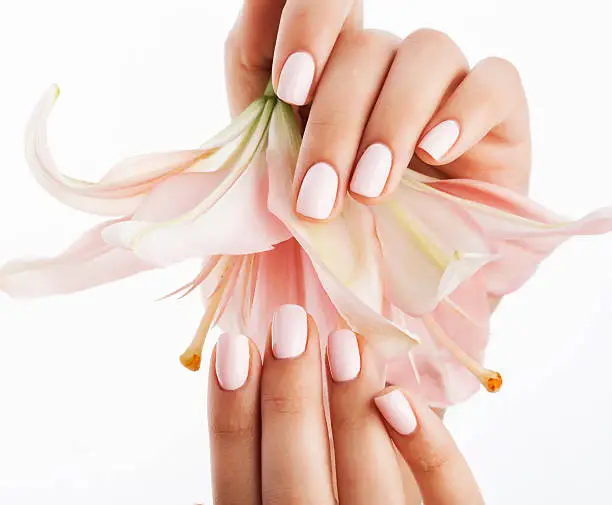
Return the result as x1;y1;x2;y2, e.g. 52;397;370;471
225;2;530;222
208;304;485;504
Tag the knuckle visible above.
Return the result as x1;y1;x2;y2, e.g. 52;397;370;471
261;390;308;416
415;451;451;474
402;28;466;65
408;28;456;50
209;411;256;440
331;413;369;435
343;28;401;52
412;439;456;474
287;3;311;29
481;56;521;79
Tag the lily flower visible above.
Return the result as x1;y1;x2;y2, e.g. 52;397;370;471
2;83;611;407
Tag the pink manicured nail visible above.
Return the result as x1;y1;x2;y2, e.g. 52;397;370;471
215;333;250;391
418;120;460;161
296;162;338;220
277;52;316;106
374;390;418;436
350;143;393;198
272;304;308;359
328;329;361;382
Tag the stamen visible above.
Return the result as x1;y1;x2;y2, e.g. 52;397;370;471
158;256;222;301
423;315;502;393
179;259;235;371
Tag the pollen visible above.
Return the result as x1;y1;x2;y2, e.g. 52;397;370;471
180;351;202;372
484;371;503;393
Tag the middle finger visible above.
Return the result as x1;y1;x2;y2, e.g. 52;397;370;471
293;29;399;221
260;304;335;504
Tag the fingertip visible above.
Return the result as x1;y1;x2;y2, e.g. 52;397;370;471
349;142;394;199
275;51;316;106
214;333;258;392
294;162;340;221
270;304;309;360
374;388;419;436
327;329;361;383
417;119;461;164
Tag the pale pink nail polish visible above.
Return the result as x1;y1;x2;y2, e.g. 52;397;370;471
272;304;308;359
296;162;338;220
350;143;393;198
328;329;361;382
374;390;418;435
215;333;250;391
418;120;460;161
277;52;316;106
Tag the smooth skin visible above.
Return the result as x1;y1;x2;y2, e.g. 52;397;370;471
221;1;531;502
209;306;485;504
225;0;531;221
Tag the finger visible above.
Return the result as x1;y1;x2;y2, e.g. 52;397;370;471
260;305;335;504
350;29;468;203
225;0;285;115
294;30;399;221
416;57;530;191
272;0;358;106
326;329;406;504
208;333;262;505
375;388;485;505
395;408;451;505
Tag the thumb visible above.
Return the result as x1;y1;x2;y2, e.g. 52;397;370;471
225;0;285;116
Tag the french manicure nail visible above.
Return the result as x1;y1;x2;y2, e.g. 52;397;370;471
328;329;361;382
418;120;460;161
296;162;338;220
374;390;418;435
277;52;316;106
350;143;393;198
272;304;308;359
215;333;250;391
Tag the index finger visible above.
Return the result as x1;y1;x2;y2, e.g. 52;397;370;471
375;388;485;505
272;0;362;105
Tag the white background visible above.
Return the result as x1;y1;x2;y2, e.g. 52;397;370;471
1;1;611;504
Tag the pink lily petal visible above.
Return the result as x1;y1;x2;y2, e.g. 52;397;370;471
25;86;265;216
414;177;612;296
267;102;418;358
102;113;290;266
0;220;155;297
211;240;339;353
372;182;494;316
386;275;491;407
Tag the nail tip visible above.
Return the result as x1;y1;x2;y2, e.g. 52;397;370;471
271;304;308;359
215;333;250;392
296;162;338;219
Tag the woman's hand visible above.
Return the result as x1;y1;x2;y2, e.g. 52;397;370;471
225;1;531;222
208;304;485;504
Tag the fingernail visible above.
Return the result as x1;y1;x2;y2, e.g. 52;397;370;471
328;329;361;382
418;120;460;161
277;52;316;106
374;390;418;436
296;162;338;220
350;143;393;198
272;304;308;359
215;333;250;391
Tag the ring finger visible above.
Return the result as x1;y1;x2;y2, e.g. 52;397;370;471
350;28;469;203
327;329;409;504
